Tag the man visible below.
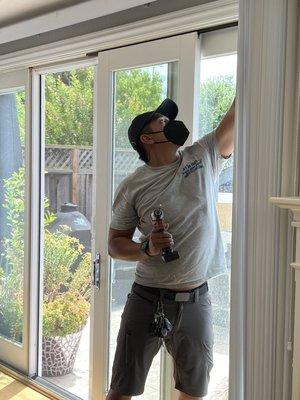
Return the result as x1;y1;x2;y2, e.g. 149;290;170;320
106;97;235;400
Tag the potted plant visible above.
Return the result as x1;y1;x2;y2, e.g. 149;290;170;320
0;167;92;376
42;227;91;376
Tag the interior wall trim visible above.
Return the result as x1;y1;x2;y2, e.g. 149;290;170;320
0;0;238;72
230;0;299;399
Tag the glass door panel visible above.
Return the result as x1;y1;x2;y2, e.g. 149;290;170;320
0;69;30;373
0;88;26;345
109;62;174;400
198;27;237;400
39;66;95;400
96;32;203;400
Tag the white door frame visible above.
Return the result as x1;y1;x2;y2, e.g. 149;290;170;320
0;69;31;373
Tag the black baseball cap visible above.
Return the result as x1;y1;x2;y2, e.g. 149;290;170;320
128;98;178;149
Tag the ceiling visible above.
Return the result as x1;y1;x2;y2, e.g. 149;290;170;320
0;0;89;27
0;0;156;44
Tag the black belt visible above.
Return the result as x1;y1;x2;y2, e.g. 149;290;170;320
132;281;208;303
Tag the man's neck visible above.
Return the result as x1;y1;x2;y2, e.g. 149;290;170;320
147;151;180;167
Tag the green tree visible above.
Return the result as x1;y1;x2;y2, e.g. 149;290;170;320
15;91;25;146
114;68;166;148
199;75;236;137
45;68;94;146
44;67;166;148
18;69;235;149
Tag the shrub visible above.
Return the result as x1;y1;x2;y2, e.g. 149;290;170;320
0;167;91;341
43;292;89;338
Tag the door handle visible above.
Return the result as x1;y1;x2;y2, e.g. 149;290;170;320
93;252;101;289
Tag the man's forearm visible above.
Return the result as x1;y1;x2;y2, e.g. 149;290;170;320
108;237;149;262
215;96;235;156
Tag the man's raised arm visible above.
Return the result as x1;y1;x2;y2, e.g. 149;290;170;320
215;96;236;158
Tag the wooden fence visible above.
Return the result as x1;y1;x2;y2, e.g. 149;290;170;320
45;145;141;221
44;144;233;222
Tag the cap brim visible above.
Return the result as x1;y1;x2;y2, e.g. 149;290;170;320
128;98;178;148
152;98;178;121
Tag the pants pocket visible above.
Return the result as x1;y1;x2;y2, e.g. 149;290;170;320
125;331;132;366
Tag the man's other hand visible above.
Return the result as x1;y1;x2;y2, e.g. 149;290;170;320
148;222;174;256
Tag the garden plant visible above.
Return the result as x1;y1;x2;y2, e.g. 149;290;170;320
0;167;91;375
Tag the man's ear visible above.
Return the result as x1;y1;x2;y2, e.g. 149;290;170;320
140;133;155;145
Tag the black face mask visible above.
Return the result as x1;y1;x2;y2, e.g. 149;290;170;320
144;120;190;146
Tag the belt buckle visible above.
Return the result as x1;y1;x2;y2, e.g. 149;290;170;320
174;292;191;302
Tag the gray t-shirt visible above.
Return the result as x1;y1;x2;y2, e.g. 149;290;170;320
110;129;232;288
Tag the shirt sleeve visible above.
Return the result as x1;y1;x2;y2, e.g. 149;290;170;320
195;128;232;179
110;182;138;231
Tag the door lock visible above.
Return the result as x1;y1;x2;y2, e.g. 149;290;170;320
93;252;101;289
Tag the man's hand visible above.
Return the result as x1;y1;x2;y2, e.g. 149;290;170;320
148;221;174;256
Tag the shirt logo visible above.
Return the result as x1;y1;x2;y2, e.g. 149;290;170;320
182;159;204;178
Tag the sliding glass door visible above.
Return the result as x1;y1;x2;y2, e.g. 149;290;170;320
0;70;31;373
94;26;237;400
95;32;201;400
110;62;174;400
0;25;237;400
32;62;97;400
